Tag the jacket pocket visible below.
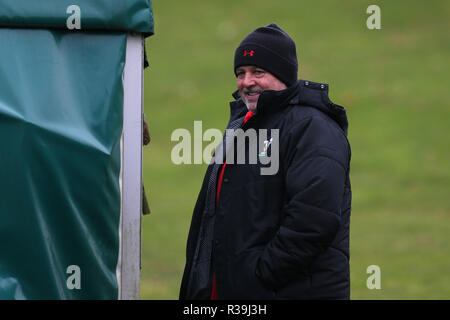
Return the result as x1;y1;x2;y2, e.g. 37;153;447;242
226;250;276;300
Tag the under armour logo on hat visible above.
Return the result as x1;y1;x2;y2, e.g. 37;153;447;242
243;50;254;56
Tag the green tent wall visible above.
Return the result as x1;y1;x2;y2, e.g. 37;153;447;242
0;0;154;34
0;1;153;299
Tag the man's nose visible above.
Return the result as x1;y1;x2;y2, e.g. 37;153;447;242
242;73;256;87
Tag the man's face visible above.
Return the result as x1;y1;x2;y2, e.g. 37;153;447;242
236;65;287;112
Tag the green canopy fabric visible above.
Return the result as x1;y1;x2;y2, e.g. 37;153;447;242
0;0;153;300
0;0;154;34
0;29;127;299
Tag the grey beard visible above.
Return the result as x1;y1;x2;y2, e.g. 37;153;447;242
244;101;258;113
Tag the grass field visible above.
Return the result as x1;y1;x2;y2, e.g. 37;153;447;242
140;0;449;299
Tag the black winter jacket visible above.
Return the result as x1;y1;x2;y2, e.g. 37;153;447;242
180;80;352;299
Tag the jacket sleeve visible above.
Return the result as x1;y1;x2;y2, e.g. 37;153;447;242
256;115;349;289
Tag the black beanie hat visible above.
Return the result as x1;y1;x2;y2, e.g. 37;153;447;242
234;23;298;87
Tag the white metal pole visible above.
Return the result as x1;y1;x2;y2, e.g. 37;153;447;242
118;33;144;300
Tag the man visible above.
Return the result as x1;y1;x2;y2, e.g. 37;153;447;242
142;114;151;215
180;23;352;299
142;49;151;215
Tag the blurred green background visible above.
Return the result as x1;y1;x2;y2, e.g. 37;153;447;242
141;0;449;299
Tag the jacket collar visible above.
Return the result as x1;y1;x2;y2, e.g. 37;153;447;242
229;81;300;121
229;79;349;134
